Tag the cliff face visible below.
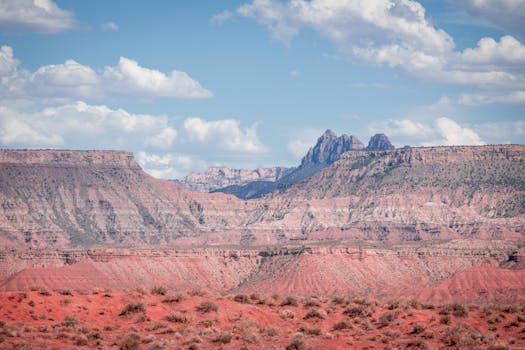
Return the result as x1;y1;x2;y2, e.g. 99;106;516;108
0;150;249;248
174;166;291;193
0;145;524;249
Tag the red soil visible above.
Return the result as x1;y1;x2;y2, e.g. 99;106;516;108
0;290;524;350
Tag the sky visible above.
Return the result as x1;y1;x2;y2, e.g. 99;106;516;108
0;0;524;179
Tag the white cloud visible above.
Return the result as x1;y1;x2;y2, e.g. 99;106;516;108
0;101;176;149
103;57;213;99
455;0;525;40
183;117;267;153
211;10;233;25
101;21;119;31
432;117;485;146
460;35;525;65
473;120;525;144
236;0;525;100
370;117;485;146
0;46;19;76
136;151;206;179
0;46;213;101
29;59;100;99
0;0;75;33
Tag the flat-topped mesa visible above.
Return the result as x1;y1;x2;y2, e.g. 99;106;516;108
341;144;525;163
0;150;139;168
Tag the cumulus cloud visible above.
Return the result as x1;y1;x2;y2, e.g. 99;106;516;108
0;0;75;33
235;0;525;101
0;46;213;101
0;102;176;150
183;117;267;153
101;21;119;31
370;117;485;146
136;151;207;179
0;100;268;178
455;0;525;41
103;57;213;99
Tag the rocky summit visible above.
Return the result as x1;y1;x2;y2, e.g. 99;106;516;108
211;129;367;199
366;133;395;150
300;129;364;167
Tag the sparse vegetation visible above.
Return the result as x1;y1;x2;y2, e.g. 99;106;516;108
120;333;140;350
119;302;145;316
281;296;299;307
195;300;217;313
151;286;168;295
165;311;192;324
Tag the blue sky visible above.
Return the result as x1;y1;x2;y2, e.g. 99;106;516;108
0;0;524;178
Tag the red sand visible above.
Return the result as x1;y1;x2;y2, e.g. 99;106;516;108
0;290;524;349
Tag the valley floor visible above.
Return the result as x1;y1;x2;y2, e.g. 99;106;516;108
1;289;524;350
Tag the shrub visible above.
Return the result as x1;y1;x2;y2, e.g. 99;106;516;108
343;305;369;318
120;333;140;350
62;315;78;327
58;289;73;296
298;326;321;336
332;319;352;331
440;315;451;325
281;296;299;307
165;311;192;324
440;303;468;317
38;289;51;297
28;300;35;307
331;295;348;305
162;291;186;303
196;301;218;313
233;294;250;304
151;286;168;296
377;312;395;328
212;332;232;344
119;302;145;316
304;308;326;320
303;298;320;308
286;333;306;350
410;324;425;334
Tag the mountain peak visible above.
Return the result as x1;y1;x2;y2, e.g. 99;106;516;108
301;130;364;167
366;133;395;150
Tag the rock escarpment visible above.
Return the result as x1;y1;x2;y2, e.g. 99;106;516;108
0;145;524;249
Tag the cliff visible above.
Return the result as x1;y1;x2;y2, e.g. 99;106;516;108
0;145;524;249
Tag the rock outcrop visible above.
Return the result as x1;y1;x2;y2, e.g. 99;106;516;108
366;133;395;150
174;166;291;193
